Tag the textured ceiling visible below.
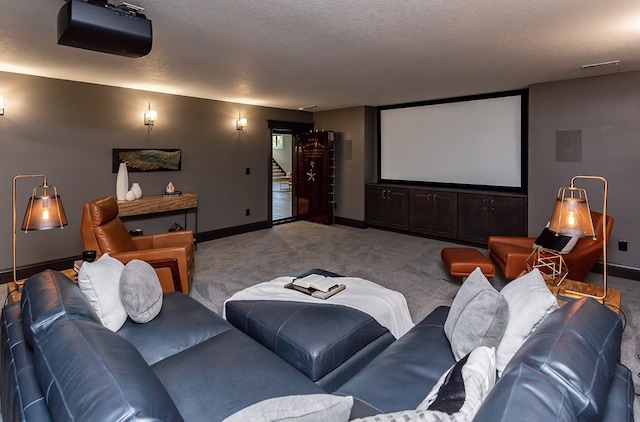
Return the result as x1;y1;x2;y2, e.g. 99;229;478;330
1;1;640;110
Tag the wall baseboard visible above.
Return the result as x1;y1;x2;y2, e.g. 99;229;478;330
334;217;366;229
592;262;640;281
0;256;80;284
196;221;272;243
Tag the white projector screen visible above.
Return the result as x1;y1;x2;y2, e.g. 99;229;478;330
379;91;526;191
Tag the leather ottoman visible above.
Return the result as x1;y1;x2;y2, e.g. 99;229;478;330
441;247;495;278
224;270;395;392
225;301;395;392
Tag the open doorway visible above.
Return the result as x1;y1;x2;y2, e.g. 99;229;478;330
268;120;315;225
272;132;293;222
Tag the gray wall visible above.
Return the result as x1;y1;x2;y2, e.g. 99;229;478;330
314;107;376;222
0;71;312;272
528;71;640;270
2;69;638;274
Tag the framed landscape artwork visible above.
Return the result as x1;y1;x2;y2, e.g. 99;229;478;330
112;148;182;173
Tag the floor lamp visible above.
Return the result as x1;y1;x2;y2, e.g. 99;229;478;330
13;175;68;286
548;175;608;302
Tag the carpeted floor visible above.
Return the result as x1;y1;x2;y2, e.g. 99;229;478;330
188;220;639;419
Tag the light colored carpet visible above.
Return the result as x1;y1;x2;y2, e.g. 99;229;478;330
189;220;639;419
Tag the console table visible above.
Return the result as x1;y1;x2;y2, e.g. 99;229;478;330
117;193;198;237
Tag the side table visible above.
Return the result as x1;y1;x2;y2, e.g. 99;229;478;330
6;268;76;304
545;278;621;314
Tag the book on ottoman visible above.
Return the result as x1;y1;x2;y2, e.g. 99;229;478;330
284;274;346;299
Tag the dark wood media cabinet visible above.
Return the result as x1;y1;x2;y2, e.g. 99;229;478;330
365;184;527;246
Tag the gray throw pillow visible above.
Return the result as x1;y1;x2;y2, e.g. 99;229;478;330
444;268;509;360
120;260;163;323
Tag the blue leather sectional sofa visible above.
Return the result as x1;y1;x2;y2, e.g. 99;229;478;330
1;269;634;421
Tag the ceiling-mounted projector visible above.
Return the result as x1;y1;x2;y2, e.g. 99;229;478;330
57;0;152;58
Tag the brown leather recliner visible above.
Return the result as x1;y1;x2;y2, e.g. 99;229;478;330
80;196;194;293
488;211;613;281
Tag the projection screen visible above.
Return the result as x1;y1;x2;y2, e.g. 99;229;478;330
379;91;527;191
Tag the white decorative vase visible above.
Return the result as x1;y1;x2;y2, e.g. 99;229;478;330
116;163;129;200
131;182;142;199
125;190;136;201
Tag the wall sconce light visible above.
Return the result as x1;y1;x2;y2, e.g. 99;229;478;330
13;174;68;285
0;96;5;115
144;102;157;132
236;114;247;131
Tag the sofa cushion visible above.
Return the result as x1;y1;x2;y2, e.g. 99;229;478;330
33;318;183;421
473;363;577;422
117;292;234;365
444;268;509;360
151;329;326;421
496;269;557;373
335;306;456;413
602;364;635;422
222;394;353;422
21;270;100;348
120;259;163;323
351;347;496;422
502;297;622;421
77;253;128;331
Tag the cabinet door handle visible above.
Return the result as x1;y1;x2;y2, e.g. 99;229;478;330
427;194;431;204
490;200;495;211
483;199;488;209
388;190;392;200
433;194;438;205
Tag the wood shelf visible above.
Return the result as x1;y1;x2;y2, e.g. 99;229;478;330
117;193;197;217
117;193;198;238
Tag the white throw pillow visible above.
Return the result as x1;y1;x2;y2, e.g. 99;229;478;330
77;253;127;331
222;394;353;422
350;409;453;422
495;269;557;373
352;347;496;422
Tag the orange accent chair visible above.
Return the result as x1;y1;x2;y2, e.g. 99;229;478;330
80;196;194;293
488;212;613;281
